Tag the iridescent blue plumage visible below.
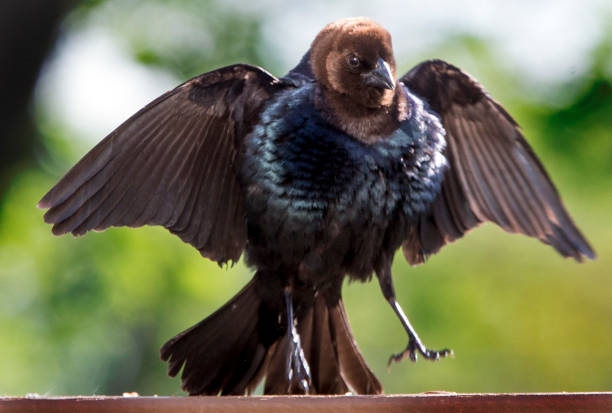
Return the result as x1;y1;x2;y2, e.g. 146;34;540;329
242;83;446;281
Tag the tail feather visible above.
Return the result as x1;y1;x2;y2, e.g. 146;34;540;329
330;299;382;394
160;276;382;395
160;277;269;395
262;336;294;394
305;296;349;394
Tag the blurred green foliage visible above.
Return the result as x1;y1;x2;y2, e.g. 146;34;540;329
1;0;611;396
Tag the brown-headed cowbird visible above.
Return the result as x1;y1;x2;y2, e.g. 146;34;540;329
39;17;595;395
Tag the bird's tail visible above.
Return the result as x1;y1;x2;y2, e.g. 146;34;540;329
160;275;273;395
160;274;382;395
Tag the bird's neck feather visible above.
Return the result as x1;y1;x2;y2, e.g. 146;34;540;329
314;85;405;144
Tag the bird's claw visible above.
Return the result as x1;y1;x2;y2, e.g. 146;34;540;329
283;287;312;394
388;338;452;367
287;336;312;394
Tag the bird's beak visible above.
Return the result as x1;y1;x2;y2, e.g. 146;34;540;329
363;57;395;90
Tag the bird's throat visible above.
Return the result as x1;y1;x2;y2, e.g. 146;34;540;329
315;86;403;145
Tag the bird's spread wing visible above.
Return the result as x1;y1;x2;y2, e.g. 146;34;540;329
39;64;282;264
400;59;595;264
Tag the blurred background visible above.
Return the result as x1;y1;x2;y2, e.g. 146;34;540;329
1;0;611;396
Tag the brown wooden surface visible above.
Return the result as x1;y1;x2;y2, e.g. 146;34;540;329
2;393;612;413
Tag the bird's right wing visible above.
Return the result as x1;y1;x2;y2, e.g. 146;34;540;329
39;64;283;265
400;59;595;264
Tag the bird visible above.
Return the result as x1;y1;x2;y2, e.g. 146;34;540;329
38;17;595;395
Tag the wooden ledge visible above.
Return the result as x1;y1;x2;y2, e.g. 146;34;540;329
2;393;612;413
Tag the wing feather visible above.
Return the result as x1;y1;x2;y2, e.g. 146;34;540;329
401;59;594;263
40;64;282;264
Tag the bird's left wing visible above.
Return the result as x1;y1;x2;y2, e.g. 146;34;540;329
400;59;595;265
39;64;282;265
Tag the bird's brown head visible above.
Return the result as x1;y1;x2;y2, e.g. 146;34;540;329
311;17;396;109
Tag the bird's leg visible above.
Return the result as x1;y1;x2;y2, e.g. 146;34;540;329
376;263;453;365
283;287;312;393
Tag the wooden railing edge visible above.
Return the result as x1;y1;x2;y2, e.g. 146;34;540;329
2;392;612;412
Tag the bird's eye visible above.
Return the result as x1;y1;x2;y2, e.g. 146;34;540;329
347;54;360;68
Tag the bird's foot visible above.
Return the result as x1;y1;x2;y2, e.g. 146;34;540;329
388;335;452;366
287;330;312;394
383;297;452;366
284;287;312;394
